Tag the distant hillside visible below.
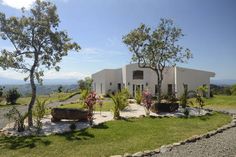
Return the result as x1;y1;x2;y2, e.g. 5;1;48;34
1;84;78;96
211;79;236;85
0;77;78;85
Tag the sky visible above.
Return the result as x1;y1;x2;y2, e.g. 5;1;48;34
0;0;235;82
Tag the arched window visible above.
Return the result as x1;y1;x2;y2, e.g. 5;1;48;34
133;70;143;79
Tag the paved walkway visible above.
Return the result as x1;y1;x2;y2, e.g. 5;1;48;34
0;94;80;129
151;109;236;157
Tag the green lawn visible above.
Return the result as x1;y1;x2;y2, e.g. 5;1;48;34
59;100;114;111
189;95;236;110
0;92;78;108
0;112;231;157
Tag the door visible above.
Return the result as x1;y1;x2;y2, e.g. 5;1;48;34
117;83;121;92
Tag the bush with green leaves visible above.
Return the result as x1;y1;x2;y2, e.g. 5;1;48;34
110;91;129;119
180;84;188;108
4;106;28;132
183;108;190;117
69;123;76;131
231;84;236;95
0;86;4;103
80;89;89;107
33;99;46;133
135;89;142;104
5;88;21;104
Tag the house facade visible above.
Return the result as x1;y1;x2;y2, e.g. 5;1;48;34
91;63;215;98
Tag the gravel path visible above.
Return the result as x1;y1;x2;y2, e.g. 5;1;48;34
0;94;80;129
151;109;236;157
152;126;236;157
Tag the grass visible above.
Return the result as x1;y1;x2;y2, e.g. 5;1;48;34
0;112;231;157
0;92;78;108
189;95;236;110
59;100;114;111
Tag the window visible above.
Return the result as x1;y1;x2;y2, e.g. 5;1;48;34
168;84;173;95
133;70;143;79
183;84;188;90
155;84;158;95
141;84;144;92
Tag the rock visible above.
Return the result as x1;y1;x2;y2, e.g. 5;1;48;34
124;153;132;157
110;155;122;157
143;150;152;155
173;142;181;146
153;148;160;153
132;151;143;157
160;145;172;153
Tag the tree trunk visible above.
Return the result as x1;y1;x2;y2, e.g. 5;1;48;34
28;71;36;127
156;80;162;103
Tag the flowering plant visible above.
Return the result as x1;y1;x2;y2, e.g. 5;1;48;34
85;91;98;124
142;90;152;116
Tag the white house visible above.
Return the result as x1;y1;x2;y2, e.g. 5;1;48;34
91;63;215;98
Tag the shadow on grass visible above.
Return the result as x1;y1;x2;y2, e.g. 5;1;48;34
92;123;109;129
56;129;95;141
0;135;51;150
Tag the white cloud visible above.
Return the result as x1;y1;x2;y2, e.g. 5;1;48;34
0;0;36;10
44;70;90;80
0;0;70;10
0;69;27;79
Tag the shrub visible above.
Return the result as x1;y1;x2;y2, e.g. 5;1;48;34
5;88;21;104
69;123;76;131
162;94;178;103
58;85;63;93
85;91;98;125
121;88;131;99
0;86;4;103
183;108;189;117
142;90;152;116
33;99;46;133
4;106;28;132
80;89;89;106
180;84;188;108
0;86;4;97
195;93;205;113
110;91;129;119
135;89;142;104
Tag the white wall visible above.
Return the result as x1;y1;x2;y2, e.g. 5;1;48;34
123;64;175;97
92;64;215;98
175;67;215;98
92;68;122;95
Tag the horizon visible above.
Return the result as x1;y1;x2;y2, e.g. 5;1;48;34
0;0;236;83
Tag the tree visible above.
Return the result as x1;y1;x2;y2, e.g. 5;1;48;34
5;88;21;104
57;85;63;93
0;0;80;126
78;77;93;91
231;84;236;95
123;19;192;103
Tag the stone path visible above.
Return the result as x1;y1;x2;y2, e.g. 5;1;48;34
0;94;80;129
151;109;236;157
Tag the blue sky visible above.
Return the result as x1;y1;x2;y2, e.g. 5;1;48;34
0;0;235;81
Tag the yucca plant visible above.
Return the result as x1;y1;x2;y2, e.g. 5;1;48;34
135;89;142;104
110;91;128;119
33;99;46;133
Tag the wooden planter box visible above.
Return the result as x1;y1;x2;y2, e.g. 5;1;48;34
155;102;179;113
51;108;88;122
